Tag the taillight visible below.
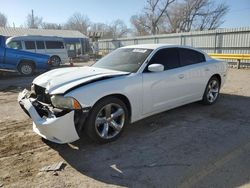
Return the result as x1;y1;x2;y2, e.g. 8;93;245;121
47;59;52;65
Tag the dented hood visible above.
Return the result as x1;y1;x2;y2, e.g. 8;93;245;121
33;66;129;94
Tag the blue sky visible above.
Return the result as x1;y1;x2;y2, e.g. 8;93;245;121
0;0;249;28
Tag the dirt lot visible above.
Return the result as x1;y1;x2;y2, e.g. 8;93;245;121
0;68;250;188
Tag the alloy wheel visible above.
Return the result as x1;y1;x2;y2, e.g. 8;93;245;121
51;56;61;66
95;103;125;139
207;79;219;103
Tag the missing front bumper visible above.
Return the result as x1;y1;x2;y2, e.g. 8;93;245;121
18;89;80;144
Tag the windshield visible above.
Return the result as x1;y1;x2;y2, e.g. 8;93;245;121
92;48;153;73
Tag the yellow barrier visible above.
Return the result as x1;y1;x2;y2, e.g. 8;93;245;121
208;53;250;69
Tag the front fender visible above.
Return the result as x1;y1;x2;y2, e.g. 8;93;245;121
65;74;143;123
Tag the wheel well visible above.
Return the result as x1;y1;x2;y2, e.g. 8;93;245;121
18;59;36;69
211;74;221;86
96;94;132;121
51;55;61;61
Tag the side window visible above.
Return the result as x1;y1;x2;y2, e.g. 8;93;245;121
45;41;64;49
36;41;45;49
148;48;180;70
179;48;205;66
7;41;22;49
24;41;35;50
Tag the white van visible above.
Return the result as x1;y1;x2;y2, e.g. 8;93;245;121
6;35;69;66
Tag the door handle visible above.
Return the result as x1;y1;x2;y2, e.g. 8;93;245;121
178;74;184;79
205;68;210;71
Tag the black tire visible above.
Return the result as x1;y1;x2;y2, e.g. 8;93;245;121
202;76;220;105
85;97;129;143
18;62;34;76
50;56;61;67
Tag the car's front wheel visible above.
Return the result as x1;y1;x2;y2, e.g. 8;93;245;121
202;76;220;105
85;97;129;143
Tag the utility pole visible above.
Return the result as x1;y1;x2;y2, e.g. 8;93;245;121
31;9;35;28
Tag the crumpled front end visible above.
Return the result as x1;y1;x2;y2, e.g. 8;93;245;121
18;86;87;144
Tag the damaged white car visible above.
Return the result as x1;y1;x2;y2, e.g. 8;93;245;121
18;44;227;144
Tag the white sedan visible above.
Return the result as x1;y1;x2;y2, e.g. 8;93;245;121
18;44;228;144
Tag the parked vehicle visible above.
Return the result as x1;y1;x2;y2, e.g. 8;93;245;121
0;35;51;76
18;44;228;144
6;35;69;66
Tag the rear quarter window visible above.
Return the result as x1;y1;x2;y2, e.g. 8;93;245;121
179;48;205;66
45;41;64;49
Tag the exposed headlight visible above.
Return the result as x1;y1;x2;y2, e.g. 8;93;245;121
31;84;35;94
51;95;81;110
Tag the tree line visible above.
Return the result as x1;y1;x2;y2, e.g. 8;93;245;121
0;0;229;39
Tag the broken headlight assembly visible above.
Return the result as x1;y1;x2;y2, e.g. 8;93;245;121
31;84;35;93
51;95;82;110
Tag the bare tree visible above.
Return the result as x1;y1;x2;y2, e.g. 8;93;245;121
42;23;62;30
64;12;90;34
90;22;108;32
90;20;130;39
130;0;228;35
130;15;150;36
130;0;176;35
105;19;130;39
26;10;43;28
0;12;8;27
197;2;229;30
166;0;229;32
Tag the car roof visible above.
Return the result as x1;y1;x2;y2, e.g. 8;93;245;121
6;35;64;42
121;43;211;59
122;43;181;50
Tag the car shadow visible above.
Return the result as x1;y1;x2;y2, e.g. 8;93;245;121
45;93;250;187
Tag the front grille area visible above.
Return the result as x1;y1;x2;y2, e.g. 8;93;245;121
34;85;51;104
31;84;71;118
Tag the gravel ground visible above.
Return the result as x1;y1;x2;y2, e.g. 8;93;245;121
0;68;250;188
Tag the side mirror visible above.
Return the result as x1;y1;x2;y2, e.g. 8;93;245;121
148;64;164;72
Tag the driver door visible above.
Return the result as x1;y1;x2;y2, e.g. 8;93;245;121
142;48;187;115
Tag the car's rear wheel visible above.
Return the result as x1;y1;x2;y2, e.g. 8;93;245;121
85;97;129;143
50;56;61;67
202;77;220;105
18;62;34;76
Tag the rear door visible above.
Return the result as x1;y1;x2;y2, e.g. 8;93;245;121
177;48;208;101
